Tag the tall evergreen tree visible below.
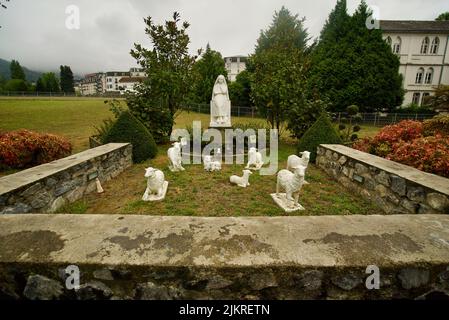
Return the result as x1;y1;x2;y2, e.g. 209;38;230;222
309;0;403;112
250;6;310;130
37;72;60;92
10;60;26;81
59;65;75;93
192;43;227;104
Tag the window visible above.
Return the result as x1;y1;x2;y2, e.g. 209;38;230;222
422;93;430;106
425;68;433;84
412;92;421;105
420;37;429;54
430;37;439;54
392;37;401;53
415;68;425;84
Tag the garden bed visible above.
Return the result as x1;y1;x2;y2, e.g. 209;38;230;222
59;143;381;216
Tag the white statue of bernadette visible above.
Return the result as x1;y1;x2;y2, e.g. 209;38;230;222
210;75;231;127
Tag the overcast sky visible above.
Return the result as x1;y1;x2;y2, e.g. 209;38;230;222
0;0;447;76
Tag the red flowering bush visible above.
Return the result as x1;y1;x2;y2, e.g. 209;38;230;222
352;120;449;177
0;130;72;169
387;135;449;177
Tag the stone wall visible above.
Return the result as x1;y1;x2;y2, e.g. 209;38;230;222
316;144;449;215
0;143;132;214
0;214;448;300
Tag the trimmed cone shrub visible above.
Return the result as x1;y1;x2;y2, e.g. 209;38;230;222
0;130;72;169
297;114;343;162
103;111;157;163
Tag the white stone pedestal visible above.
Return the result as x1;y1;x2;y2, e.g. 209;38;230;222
271;193;305;213
142;181;168;202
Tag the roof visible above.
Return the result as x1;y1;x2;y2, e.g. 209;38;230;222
380;20;449;33
118;77;146;83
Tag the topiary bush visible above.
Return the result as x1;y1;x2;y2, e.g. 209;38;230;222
0;130;72;169
102;111;157;163
297;114;343;162
423;115;449;137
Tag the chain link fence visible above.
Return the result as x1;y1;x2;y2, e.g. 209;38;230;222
332;112;436;127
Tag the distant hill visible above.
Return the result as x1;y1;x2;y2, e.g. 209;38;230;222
0;58;43;82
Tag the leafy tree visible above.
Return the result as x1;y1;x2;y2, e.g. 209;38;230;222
229;70;252;107
308;0;403;112
130;12;198;125
424;85;449;112
287;99;328;139
37;72;60;92
192;43;227;104
436;12;449;21
10;60;26;81
250;7;310;130
60;65;75;93
4;79;28;92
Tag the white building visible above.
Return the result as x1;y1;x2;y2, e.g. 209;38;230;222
104;71;130;92
80;73;105;96
118;76;146;94
380;20;449;106
224;56;247;82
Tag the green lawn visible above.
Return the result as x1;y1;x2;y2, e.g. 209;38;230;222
61;142;381;216
1;97;383;216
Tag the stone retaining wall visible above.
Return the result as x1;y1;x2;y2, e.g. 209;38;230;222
316;144;449;215
0;143;132;214
0;214;448;300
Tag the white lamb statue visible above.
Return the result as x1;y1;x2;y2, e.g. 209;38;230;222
203;155;221;172
287;151;310;184
142;167;168;201
276;165;307;208
230;170;252;188
287;151;310;171
246;147;264;170
167;142;185;172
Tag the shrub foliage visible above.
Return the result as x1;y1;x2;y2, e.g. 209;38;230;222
297;114;343;162
103;111;157;163
353;119;449;177
0;130;72;169
423;115;449;137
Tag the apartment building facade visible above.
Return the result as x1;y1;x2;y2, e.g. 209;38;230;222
224;56;247;82
380;20;449;106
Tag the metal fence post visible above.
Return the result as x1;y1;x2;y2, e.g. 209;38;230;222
373;113;377;127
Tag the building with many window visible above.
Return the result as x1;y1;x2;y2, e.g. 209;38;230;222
224;56;247;82
380;20;449;106
79;68;145;95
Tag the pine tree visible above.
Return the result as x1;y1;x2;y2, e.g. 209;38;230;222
192;43;228;104
10;60;26;81
60;65;75;93
309;0;403;112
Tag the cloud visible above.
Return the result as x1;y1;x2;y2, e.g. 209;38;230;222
0;0;446;76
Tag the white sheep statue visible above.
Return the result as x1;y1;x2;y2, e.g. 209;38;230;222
142;167;167;201
230;170;252;188
246;147;264;170
167;142;185;172
287;151;310;185
276;165;307;208
287;151;310;171
203;155;221;172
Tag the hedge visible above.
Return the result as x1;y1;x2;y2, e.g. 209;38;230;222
103;111;157;163
297;114;343;162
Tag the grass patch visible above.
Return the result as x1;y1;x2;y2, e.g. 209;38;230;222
56;200;89;214
81;142;381;216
